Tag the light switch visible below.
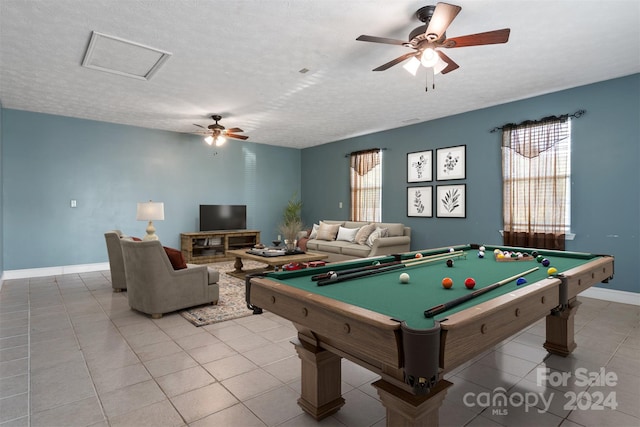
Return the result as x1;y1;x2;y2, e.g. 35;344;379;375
70;199;77;208
339;202;343;208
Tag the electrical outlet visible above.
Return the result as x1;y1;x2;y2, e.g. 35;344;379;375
70;199;77;208
339;202;343;208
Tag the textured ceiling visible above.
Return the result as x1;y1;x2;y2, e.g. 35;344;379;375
1;0;639;149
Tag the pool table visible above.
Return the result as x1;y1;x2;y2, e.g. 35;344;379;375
246;244;614;426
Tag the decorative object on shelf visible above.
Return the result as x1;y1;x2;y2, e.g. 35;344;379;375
272;240;282;247
279;193;304;252
136;200;165;241
407;186;433;217
407;150;433;183
436;184;466;218
436;145;466;180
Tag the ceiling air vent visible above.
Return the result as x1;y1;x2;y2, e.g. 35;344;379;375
82;31;171;81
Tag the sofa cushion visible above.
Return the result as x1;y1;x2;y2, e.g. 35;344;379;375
366;227;389;246
305;239;320;251
316;241;345;254
377;222;404;237
316;222;341;241
164;246;188;270
336;226;359;243
308;223;320;239
341;242;374;258
354;223;376;245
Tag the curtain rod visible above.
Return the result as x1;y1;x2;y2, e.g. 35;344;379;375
489;109;586;133
344;147;387;158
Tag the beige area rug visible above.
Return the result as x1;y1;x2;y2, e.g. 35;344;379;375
180;259;268;327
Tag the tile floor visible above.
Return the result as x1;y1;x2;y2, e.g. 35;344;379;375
0;270;638;427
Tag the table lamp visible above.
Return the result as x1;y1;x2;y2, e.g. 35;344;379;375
136;201;165;241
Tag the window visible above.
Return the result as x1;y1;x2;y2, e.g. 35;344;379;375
350;149;382;222
502;117;571;250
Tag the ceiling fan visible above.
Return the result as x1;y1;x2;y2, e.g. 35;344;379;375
356;2;510;76
193;115;248;146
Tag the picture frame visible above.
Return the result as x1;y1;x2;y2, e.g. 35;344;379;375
407;150;433;183
407;186;432;217
436;184;466;218
436;145;466;181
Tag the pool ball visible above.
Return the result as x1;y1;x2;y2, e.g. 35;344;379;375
372;261;380;265
478;251;485;258
531;251;539;258
464;278;476;289
329;272;338;280
399;272;410;284
415;253;423;258
547;267;558;276
446;259;454;268
516;277;527;286
493;248;502;254
497;253;505;259
536;255;544;263
442;277;453;289
479;245;486;252
541;258;550;267
449;247;455;253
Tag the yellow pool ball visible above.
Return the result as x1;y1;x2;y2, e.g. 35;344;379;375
547;267;558;276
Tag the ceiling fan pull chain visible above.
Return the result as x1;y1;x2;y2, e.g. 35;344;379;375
425;67;435;92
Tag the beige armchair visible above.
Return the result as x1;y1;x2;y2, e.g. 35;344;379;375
120;239;220;318
104;230;127;292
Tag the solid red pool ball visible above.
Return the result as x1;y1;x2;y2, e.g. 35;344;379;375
442;277;453;289
464;278;476;289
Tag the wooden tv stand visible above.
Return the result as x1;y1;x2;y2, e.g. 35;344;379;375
181;230;261;264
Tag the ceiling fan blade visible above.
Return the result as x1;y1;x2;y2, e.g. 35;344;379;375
226;134;248;140
443;28;510;48
225;127;244;133
356;35;407;46
425;2;462;41
436;50;459;74
372;52;418;71
193;123;206;129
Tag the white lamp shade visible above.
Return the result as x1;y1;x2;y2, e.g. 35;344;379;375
402;56;421;76
136;201;165;221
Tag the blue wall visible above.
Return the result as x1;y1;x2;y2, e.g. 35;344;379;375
301;74;639;294
2;111;300;270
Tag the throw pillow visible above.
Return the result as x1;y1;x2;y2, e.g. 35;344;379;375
316;222;340;241
308;223;320;239
164;246;187;270
366;227;389;247
336;226;359;243
354;223;376;245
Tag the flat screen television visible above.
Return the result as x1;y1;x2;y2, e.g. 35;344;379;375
199;205;247;231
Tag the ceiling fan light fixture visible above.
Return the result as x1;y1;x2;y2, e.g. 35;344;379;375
433;56;448;75
403;56;421;76
204;135;214;145
215;135;226;146
420;48;439;68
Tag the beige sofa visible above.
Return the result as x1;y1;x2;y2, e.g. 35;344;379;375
301;220;411;262
120;239;220;318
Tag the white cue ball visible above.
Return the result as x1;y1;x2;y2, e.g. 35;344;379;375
329;272;338;280
479;245;486;252
399;272;410;284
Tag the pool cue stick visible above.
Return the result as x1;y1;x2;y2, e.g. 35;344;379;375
317;263;406;286
402;251;465;267
424;266;540;318
311;250;465;281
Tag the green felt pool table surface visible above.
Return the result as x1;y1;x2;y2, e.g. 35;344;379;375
261;244;604;329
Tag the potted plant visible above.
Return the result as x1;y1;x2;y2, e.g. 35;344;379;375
279;193;303;252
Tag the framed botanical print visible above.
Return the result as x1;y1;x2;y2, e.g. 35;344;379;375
407;186;432;217
436;145;466;181
436;184;466;218
407;150;433;183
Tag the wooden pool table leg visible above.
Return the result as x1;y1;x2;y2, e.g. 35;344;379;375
543;298;581;356
294;341;345;420
373;379;453;427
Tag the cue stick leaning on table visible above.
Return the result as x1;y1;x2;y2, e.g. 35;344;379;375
423;266;540;318
316;251;465;286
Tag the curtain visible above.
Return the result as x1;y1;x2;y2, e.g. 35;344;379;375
350;149;382;222
502;117;569;250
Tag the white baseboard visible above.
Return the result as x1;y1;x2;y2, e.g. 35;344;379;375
581;286;640;306
1;262;110;281
1;263;638;307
